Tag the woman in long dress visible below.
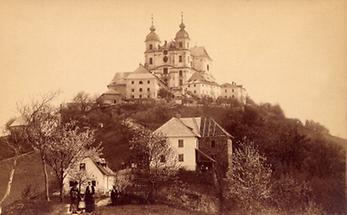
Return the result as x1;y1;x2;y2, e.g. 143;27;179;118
85;182;95;212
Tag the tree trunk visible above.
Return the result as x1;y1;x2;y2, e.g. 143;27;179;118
59;177;64;202
0;153;18;215
41;156;50;201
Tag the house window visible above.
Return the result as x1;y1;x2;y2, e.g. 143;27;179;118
139;88;143;92
207;64;209;71
79;163;86;171
163;68;168;74
232;95;235;98
131;95;135;99
194;90;196;94
225;89;227;93
131;81;134;84
232;89;234;92
139;81;143;84
147;95;150;98
179;42;183;48
194;84;196;87
113;100;117;104
178;139;184;147
211;140;216;148
179;79;183;86
149;44;153;50
147;88;150;92
139;94;142;98
179;55;182;62
178;154;184;162
149;58;153;64
179;70;183;76
160;155;166;163
147;80;150;84
132;89;135;92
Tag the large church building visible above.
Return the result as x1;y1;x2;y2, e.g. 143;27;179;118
99;15;247;104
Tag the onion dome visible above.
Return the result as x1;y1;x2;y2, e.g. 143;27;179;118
145;16;160;42
175;13;190;40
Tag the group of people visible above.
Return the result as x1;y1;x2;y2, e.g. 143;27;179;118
70;182;96;214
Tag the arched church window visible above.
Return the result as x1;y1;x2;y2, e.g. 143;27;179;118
149;44;153;50
179;42;183;48
179;55;182;63
149;58;153;65
207;64;209;71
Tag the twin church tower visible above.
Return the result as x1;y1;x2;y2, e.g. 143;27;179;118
99;14;247;105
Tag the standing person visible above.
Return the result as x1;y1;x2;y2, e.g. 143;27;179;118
69;182;79;214
85;181;95;213
110;185;118;205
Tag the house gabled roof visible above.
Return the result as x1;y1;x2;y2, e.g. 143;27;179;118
89;157;115;176
155;117;233;139
154;117;201;137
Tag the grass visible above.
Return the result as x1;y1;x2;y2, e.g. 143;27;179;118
93;204;206;215
0;152;55;207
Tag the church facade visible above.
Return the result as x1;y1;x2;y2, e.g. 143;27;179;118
99;15;247;104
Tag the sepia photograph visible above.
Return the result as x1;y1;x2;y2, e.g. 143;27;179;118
0;0;346;214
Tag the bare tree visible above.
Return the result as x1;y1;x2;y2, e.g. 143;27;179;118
225;142;272;214
129;127;178;202
0;119;25;214
45;121;102;202
18;92;59;201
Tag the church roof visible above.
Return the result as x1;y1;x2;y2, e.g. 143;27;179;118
126;64;158;80
102;89;122;95
187;71;218;85
190;46;212;60
221;82;244;88
108;72;131;86
145;31;160;42
175;21;190;40
175;29;190;40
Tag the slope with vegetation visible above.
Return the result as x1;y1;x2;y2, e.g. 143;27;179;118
59;94;346;214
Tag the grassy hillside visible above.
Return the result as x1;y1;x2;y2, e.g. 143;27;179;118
0;152;55;207
63;101;345;214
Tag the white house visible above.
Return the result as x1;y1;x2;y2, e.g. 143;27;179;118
154;117;233;171
63;157;115;195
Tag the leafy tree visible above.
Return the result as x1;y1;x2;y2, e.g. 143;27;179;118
158;88;174;102
225;142;272;214
45;121;102;202
129;127;178;202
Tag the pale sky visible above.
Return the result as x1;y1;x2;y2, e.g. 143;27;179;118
0;0;346;138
